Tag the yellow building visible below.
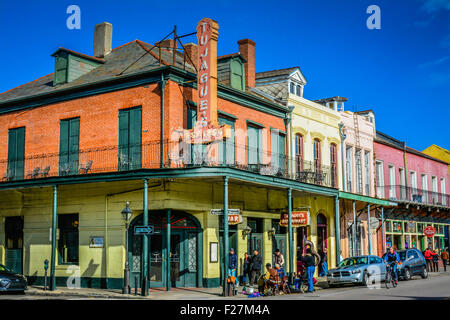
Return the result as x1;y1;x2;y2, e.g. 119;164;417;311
422;144;450;191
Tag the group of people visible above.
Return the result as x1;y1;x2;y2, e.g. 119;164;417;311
424;247;449;272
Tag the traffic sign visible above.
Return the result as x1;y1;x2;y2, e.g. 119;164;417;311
134;225;154;235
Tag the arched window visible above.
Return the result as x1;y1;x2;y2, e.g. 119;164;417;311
295;133;304;174
317;213;328;252
330;143;338;188
313;139;321;172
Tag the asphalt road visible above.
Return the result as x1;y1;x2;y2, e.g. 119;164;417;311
0;273;448;300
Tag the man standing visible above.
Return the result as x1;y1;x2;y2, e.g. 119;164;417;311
250;249;263;286
273;249;284;273
300;248;316;293
228;248;238;284
440;248;449;272
319;248;328;277
424;247;433;272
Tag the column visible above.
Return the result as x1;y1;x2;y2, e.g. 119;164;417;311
367;204;371;255
334;196;340;265
142;179;148;295
166;209;171;291
50;185;57;291
352;200;356;256
288;188;293;276
223;176;229;296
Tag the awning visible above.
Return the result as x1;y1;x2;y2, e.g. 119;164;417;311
339;191;397;206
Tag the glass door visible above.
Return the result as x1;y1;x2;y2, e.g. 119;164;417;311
149;234;164;287
170;233;183;287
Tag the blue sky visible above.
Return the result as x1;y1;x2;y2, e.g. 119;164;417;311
0;0;449;151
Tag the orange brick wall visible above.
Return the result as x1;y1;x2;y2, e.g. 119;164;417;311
0;79;287;175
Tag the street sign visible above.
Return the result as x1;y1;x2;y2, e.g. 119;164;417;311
369;217;380;230
134;225;154;235
210;209;241;215
424;226;435;237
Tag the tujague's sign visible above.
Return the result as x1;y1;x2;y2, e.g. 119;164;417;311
279;211;310;228
424;226;435;238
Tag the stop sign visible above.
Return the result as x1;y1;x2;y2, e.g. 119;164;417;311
424;226;435;237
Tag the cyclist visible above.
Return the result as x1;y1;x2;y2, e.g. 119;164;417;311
384;246;400;285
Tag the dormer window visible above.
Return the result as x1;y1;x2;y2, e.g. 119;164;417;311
290;82;295;94
296;85;302;97
217;54;246;91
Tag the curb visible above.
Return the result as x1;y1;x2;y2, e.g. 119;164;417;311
26;288;149;299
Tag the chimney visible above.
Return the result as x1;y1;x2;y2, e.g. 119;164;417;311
94;22;113;58
237;39;256;88
155;39;178;50
183;43;198;69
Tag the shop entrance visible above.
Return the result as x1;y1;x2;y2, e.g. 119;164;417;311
128;211;201;288
296;226;308;272
271;220;287;267
247;218;264;272
317;214;328;253
5;216;23;274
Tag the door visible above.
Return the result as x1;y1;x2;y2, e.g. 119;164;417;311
5;217;24;274
219;230;238;285
248;233;264;271
149;234;164;287
272;234;287;267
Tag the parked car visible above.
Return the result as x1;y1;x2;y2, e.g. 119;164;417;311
0;264;27;293
383;248;428;280
327;255;386;287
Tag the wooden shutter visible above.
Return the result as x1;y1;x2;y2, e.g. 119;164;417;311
7;127;25;180
248;126;258;165
129;107;142;169
69;118;79;173
219;117;235;165
118;109;130;170
278;134;286;173
59;118;79;175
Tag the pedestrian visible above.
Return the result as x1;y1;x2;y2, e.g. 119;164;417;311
424;247;433;272
250;249;263;286
319;248;328;277
432;249;439;272
242;252;251;284
273;249;284;274
300;248;316;293
441;249;449;272
228;248;238;284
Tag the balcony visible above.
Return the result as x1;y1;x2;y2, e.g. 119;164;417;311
0;141;336;188
377;185;449;208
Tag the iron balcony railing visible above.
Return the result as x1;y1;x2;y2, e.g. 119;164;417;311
377;184;449;207
0;141;336;188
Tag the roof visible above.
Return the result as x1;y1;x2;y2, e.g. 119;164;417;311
375;131;449;165
217;53;246;62
256;67;300;79
314;96;348;104
0;40;195;104
51;47;105;63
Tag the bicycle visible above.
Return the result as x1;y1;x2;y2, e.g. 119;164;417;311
385;262;399;289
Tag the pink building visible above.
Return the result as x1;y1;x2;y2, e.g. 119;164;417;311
374;131;450;255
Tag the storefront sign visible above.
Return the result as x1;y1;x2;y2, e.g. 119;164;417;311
197;18;219;128
424;226;435;237
134;225;154;235
279;211;309;228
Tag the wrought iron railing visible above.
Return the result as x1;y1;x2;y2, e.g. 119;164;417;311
376;185;449;207
0;140;336;188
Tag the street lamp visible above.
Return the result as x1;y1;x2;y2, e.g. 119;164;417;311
122;202;133;294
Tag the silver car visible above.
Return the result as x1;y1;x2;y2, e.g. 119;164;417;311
327;255;387;287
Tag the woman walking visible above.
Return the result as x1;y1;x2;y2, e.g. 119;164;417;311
432;249;440;272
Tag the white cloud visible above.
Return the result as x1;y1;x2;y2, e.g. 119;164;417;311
418;56;450;69
421;0;450;13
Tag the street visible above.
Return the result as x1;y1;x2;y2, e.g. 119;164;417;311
0;273;448;300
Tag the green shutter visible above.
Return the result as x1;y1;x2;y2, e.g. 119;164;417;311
59;120;69;175
118;107;141;171
129;107;142;170
279;134;286;173
230;59;244;90
271;130;278;168
219;117;235;165
248;126;258;165
187;108;197;130
69;118;80;173
59;118;79;175
7;127;25;180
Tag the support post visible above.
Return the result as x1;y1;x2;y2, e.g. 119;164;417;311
381;207;385;254
166;209;171;291
142;179;149;296
288;187;293;276
334;196;341;265
50;185;57;291
223;176;229;296
367;204;371;255
352;200;356;256
160;74;166;168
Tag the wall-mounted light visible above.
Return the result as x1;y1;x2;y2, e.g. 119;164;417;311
242;226;252;240
268;227;276;239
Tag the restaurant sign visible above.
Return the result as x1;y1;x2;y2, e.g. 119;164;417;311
279;211;310;228
424;226;435;238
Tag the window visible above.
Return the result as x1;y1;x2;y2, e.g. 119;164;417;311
59;117;80;175
290;82;295;94
376;161;384;198
230;59;245;90
330;143;338;188
118;107;142;171
295;134;303;174
247;125;262;166
7;127;25;180
58;214;79;264
313;139;321;172
441;178;446;206
410;171;417;197
278;133;286;173
399;168;406;200
432;176;438;204
421;174;428;203
364;151;370;195
346;146;353;192
218;116;235;165
355;149;362;194
296;85;302;97
389;165;396;199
